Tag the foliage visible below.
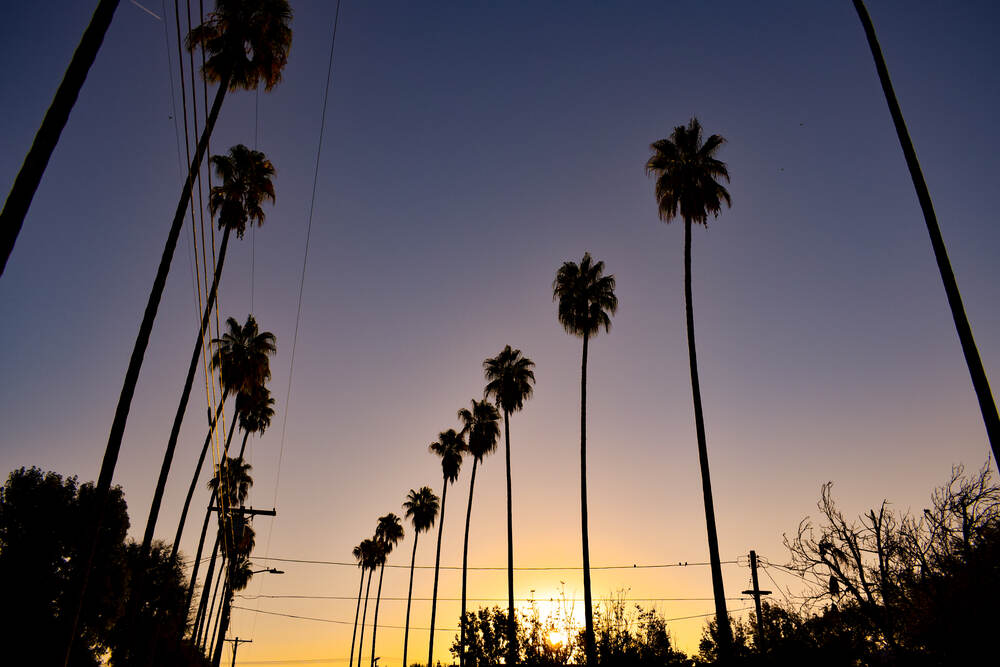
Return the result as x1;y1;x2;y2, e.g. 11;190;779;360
404;486;440;535
458;399;501;462
552;252;618;339
483;345;536;416
430;429;467;483
208;144;276;239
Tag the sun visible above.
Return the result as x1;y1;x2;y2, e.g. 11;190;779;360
547;629;568;647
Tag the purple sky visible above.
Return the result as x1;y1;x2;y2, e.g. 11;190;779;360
2;1;998;662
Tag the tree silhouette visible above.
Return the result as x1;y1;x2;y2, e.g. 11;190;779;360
483;345;536;666
402;486;439;667
370;513;404;667
456;398;501;666
428;429;467;667
143;145;275;559
70;4;291;653
646;117;733;658
357;538;383;667
350;539;378;667
553;252;617;665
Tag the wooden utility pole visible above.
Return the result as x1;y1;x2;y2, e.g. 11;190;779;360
226;636;252;667
741;550;771;650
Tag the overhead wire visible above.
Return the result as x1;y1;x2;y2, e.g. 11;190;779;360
254;557;741;571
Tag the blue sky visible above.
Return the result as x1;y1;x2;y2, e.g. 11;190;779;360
2;1;998;662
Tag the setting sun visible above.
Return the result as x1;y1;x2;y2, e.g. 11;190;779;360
547;629;569;647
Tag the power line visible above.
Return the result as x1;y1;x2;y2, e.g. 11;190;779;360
237;594;746;602
256;556;740;571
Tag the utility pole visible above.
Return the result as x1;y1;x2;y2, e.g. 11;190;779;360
741;550;772;650
226;636;252;667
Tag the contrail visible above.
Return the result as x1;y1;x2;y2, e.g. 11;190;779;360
130;0;161;21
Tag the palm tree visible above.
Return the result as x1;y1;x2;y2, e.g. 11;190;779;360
180;315;275;615
852;0;1000;464
349;541;371;667
143;145;275;557
428;429;466;667
67;4;290;657
370;513;404;667
456;399;500;666
357;539;383;667
483;345;536;665
0;0;120;275
552;252;617;666
211;512;257;667
402;486;439;667
645;117;733;657
235;385;276;459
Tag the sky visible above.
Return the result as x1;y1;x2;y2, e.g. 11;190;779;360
1;0;999;664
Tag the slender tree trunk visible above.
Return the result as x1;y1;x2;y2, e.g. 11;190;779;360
428;478;449;667
0;0;120;275
684;218;732;659
357;568;374;667
460;458;479;667
503;410;517;667
237;428;251;459
852;0;1000;465
208;576;226;652
580;333;596;666
142;226;233;556
349;569;365;667
195;534;222;643
370;563;386;667
64;72;230;666
211;569;234;667
199;550;224;649
172;399;225;563
185;417;239;615
402;535;418;667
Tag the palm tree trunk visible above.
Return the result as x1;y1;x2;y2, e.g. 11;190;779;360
185;417;239;615
142;225;233;556
208;578;226;657
852;0;1000;464
370;563;387;667
684;217;733;658
171;399;225;563
64;70;231;667
349;568;365;667
195;534;222;643
503;410;517;667
0;0;120;275
580;333;596;666
460;458;479;667
402;536;418;667
357;568;374;667
428;478;449;667
237;428;251;459
199;551;224;649
211;569;234;667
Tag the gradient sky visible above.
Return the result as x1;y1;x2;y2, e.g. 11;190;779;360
2;1;998;664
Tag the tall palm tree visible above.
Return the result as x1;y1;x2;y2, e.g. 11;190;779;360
143;145;275;557
67;4;290;657
370;513;404;667
427;429;466;667
181;315;275;615
0;0;120;275
357;539;383;667
852;0;1000;464
235;385;276;459
211;513;257;667
402;486;439;667
645;117;733;657
349;541;371;667
483;345;535;665
553;252;617;666
456;399;500;667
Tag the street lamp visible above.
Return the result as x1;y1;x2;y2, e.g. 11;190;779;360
250;567;284;575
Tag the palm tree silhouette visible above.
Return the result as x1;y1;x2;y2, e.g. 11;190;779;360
357;539;384;667
402;486;439;667
553;252;617;665
212;507;256;667
234;385;276;458
370;513;404;667
181;315;275;614
428;429;466;667
456;399;500;666
483;345;535;665
645;117;733;657
143;145;275;557
350;539;378;667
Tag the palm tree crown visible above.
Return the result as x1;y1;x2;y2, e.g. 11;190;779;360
375;513;405;551
483;346;536;415
212;314;276;397
209;144;275;239
236;386;275;436
645;117;731;226
458;399;501;463
403;487;439;534
355;538;380;572
553;252;618;338
430;430;466;483
207;456;253;508
186;0;293;92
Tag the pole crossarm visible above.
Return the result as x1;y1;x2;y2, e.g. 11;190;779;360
208;506;277;516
